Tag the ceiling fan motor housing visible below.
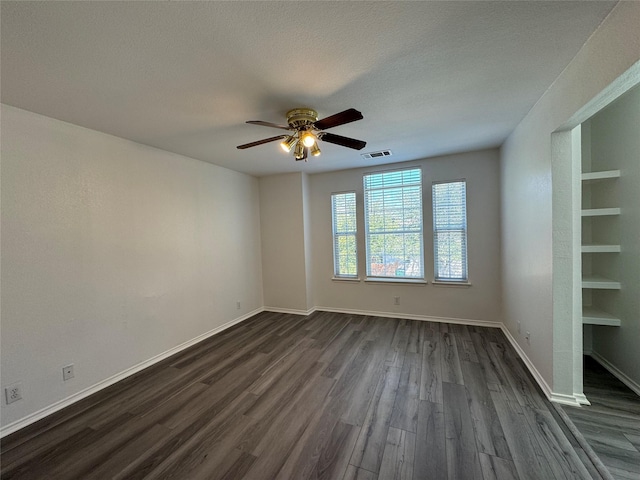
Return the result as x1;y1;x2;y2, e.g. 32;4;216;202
286;108;318;129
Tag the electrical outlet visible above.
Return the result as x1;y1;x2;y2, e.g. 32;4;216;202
63;364;75;381
236;301;241;310
5;382;23;404
525;332;531;344
394;296;400;305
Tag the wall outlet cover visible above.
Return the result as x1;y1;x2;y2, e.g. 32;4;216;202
5;382;23;404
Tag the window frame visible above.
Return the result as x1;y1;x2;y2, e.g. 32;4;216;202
432;179;469;283
363;167;424;281
331;191;358;279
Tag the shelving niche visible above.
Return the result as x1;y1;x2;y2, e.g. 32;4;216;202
580;169;621;327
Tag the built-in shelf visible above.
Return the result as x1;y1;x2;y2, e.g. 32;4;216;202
581;170;621;182
582;274;621;290
581;244;621;253
581;207;621;217
582;306;621;327
580;162;622;329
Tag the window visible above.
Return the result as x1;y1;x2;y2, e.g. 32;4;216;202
331;192;358;277
432;180;468;282
363;168;423;279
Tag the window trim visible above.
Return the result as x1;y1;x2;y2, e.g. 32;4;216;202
363;167;424;280
432;179;469;283
331;191;358;279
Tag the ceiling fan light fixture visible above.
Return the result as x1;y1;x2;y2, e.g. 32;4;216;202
311;143;321;157
280;135;297;152
294;141;305;159
300;131;316;148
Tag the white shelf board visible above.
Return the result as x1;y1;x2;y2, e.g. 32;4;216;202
582;274;621;290
581;170;621;182
582;306;621;326
581;208;621;217
581;244;621;253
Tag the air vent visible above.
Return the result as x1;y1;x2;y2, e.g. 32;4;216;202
361;150;392;160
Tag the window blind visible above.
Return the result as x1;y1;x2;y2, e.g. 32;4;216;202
331;192;357;277
363;168;423;278
432;180;468;281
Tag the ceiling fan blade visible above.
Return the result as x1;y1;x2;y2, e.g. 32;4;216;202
319;132;366;150
246;120;292;131
313;108;363;130
237;135;286;149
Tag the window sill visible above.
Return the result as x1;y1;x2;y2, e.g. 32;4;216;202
364;277;427;286
432;280;471;287
332;276;361;283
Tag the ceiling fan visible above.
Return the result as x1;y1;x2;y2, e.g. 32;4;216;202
237;108;366;161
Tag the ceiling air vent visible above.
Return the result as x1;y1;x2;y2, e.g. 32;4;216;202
361;150;392;160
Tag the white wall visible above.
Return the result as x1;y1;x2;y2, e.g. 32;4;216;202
501;1;640;395
259;172;312;312
588;85;640;386
0;105;263;429
309;149;502;323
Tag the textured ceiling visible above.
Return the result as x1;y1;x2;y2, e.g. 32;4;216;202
1;1;616;176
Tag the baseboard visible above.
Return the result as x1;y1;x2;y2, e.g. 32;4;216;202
314;306;503;329
500;326;585;407
263;306;316;316
590;351;640;397
573;393;591;406
0;308;263;438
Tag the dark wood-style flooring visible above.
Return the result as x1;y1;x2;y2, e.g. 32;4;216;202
1;311;606;479
563;355;640;480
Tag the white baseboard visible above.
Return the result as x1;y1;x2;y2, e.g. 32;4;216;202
500;326;585;407
590;351;640;397
573;393;591;406
263;306;316;316
314;306;503;329
0;308;263;438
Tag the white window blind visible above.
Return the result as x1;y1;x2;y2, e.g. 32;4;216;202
432;180;468;281
331;192;358;277
363;168;423;279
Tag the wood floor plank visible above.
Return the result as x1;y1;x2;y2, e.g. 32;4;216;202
479;452;520;480
242;376;335;480
387;320;411;367
84;423;170;479
490;342;548;410
460;359;511;459
414;400;447;479
377;427;415;480
441;332;464;385
491;391;558;480
274;402;342;480
350;365;402;473
419;333;443;403
624;433;640;452
342;465;377;480
406;320;422;354
322;329;365;379
339;344;389;427
443;382;483;480
389;352;421;432
451;324;480;363
522;406;593;479
312;420;361;480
